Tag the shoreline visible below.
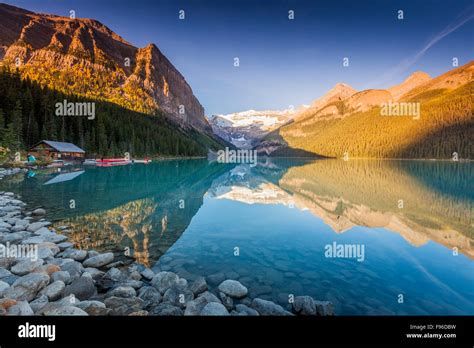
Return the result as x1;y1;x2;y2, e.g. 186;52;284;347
0;188;334;316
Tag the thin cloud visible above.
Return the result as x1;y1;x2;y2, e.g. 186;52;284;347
368;6;474;88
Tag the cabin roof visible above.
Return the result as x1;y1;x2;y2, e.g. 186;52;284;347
32;140;85;153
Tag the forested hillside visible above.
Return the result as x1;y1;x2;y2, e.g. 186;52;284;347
0;67;219;157
279;82;473;159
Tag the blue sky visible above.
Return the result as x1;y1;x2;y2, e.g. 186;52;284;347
5;0;474;115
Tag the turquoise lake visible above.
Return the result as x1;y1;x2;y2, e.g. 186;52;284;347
0;158;473;315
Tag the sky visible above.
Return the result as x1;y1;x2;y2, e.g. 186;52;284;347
4;0;474;116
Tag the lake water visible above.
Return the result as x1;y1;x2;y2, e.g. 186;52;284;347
1;158;473;315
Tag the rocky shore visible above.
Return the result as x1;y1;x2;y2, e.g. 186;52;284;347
0;189;334;316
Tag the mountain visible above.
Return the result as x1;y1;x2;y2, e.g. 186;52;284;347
388;71;431;100
256;62;474;159
0;3;211;133
294;83;357;122
209;107;303;149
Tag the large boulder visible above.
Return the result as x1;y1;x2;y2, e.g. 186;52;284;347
39;280;65;301
3;273;50;301
63;277;96;300
218;280;248;298
11;259;44;276
151;272;179;294
82;253;114;268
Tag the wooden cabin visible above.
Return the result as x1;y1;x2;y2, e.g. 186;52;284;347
28;140;85;161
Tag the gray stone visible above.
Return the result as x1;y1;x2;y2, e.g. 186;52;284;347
138;286;162;309
200;302;229;316
8;301;34;315
37;247;54;260
44;306;88;316
235;304;259;316
27;222;49;232
314;300;334;316
57;242;74;251
32;208;46;216
0;221;12;229
84;268;104;281
251;298;293;316
33;227;51;235
87;250;99;258
21;236;47;245
149;303;183;316
162;284;194;308
189;276;208;295
60;260;84;279
104;296;144;316
140;268;154;280
218;279;248;298
51;271;71;284
29;294;49;312
0;280;10;295
1;231;31;243
119;280;143;289
293;296;317;315
81;272;93;280
11;259;44;276
184;296;210;315
219;292;234;311
63;277;96;300
128;270;142;281
39;280;65;301
76;300;111;316
1;274;19;285
106;286;137;298
61;249;88;261
57;294;80;307
83;253;114;268
197;291;221;304
151;271;179;294
5;273;50;301
0;268;12;279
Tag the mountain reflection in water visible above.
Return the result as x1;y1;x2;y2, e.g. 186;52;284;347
1;158;472;314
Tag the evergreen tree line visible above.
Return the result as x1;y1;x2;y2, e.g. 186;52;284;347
0;67;208;158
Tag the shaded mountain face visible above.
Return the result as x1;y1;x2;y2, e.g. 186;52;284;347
0;3;210;133
255;61;474;158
